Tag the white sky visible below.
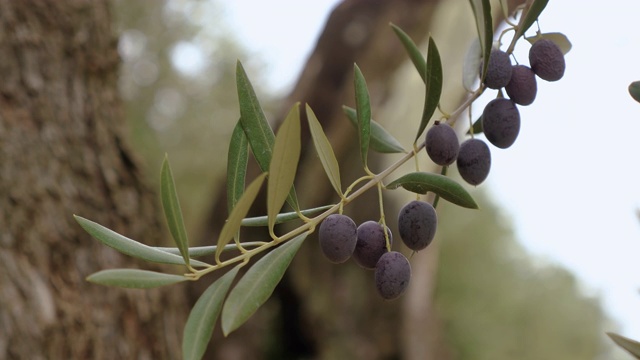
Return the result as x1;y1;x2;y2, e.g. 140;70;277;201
224;0;640;341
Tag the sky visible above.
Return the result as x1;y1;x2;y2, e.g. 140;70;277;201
223;0;640;341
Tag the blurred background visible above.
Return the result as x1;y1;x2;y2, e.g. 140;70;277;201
1;0;638;358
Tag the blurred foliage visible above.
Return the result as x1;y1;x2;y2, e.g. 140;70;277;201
435;185;621;359
113;0;276;236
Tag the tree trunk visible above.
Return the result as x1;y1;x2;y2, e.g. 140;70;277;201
0;1;188;358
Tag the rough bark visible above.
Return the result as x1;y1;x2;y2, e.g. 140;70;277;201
0;1;188;358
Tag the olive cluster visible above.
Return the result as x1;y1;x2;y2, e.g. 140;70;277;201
482;39;566;149
318;214;414;300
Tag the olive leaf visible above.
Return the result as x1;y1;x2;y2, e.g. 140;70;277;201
342;106;406;153
216;173;267;261
240;205;334;227
306;104;343;196
161;155;191;268
386;172;479;209
629;81;640;104
221;232;308;336
87;269;187;289
416;36;443;141
607;332;640;359
267;103;301;234
353;64;371;169
390;23;426;81
514;0;549;41
236;61;299;211
74;215;209;267
227;119;249;213
468;0;493;81
182;266;241;360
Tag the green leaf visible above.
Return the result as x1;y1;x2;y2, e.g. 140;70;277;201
161;155;191;268
156;243;263;258
268;104;301;233
342;106;406;153
236;61;274;173
468;0;493;82
227;119;249;213
221;232;308;336
87;269;187;289
390;23;426;82
462;38;482;92
386;172;479;209
467;114;483;135
353;64;371;168
499;0;510;21
216;173;267;261
514;0;549;41
416;37;443;141
526;32;572;55
607;332;640;359
183;266;240;360
74;215;209;267
240;205;334;227
236;61;299;211
629;81;640;104
306;104;343;196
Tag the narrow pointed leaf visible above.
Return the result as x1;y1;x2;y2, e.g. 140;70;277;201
416;37;443;141
514;0;549;41
342;106;406;153
607;333;640;359
386;172;479;209
156;243;265;257
462;38;482;92
353;64;371;168
216;173;267;260
74;215;208;267
87;269;187;289
268;104;301;233
467;114;483;135
161;155;190;267
240;205;334;227
526;32;572;55
236;61;299;211
468;0;493;81
227;119;249;213
390;23;426;82
306;104;342;196
221;232;308;336
183;266;240;360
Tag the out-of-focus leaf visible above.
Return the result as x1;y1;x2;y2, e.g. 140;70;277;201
462;39;482;92
342;106;406;153
386;172;479;209
499;0;510;21
156;244;262;257
468;0;493;81
607;332;640;359
74;215;208;267
227;119;249;213
629;81;640;104
182;266;240;360
306;104;342;196
514;0;549;41
236;61;299;211
268;104;301;233
161;155;190;268
87;269;187;289
416;37;443;141
353;64;371;168
221;232;308;336
467;115;483;135
240;205;334;227
216;173;267;261
390;23;426;81
526;32;572;55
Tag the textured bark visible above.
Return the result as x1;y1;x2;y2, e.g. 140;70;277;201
0;1;188;359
